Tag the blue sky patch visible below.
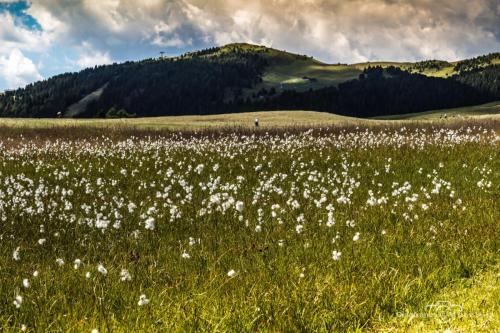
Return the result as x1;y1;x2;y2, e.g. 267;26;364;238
0;1;41;31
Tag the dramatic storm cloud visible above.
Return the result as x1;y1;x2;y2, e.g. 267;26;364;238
0;0;499;90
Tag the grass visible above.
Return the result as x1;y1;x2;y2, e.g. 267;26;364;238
251;60;362;95
0;111;358;130
374;101;500;120
0;102;499;131
375;262;499;332
0;124;498;332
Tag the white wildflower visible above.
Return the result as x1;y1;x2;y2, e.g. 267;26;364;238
120;269;132;281
97;264;108;276
227;269;236;278
144;217;155;230
138;294;150;306
13;295;23;308
235;201;244;212
13;247;20;261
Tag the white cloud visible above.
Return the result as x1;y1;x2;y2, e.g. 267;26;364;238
1;0;500;91
76;49;113;69
0;12;53;54
27;2;66;33
0;49;43;89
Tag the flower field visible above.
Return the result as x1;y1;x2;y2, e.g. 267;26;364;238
0;126;498;332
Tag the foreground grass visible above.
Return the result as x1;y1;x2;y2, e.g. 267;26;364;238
0;126;498;332
376;262;499;332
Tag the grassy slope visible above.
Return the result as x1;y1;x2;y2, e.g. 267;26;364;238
252;60;362;95
240;47;499;97
375;262;499;332
0;111;358;130
0;102;499;131
207;44;363;97
374;101;500;120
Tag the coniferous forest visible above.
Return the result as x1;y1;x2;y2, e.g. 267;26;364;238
0;45;498;118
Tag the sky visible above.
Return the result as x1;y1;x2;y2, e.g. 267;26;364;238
0;0;499;91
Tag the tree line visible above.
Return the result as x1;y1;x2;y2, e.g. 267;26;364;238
245;66;500;117
0;46;498;118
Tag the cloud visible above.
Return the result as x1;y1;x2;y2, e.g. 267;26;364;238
24;0;499;64
1;0;500;90
76;45;113;69
0;11;53;54
0;48;43;89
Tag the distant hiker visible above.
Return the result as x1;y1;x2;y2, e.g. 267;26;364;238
56;111;62;118
255;117;259;127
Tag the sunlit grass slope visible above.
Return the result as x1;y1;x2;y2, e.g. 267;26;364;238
0;111;359;130
375;262;499;332
0;102;499;131
374;101;500;120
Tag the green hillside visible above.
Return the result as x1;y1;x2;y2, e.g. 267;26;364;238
373;100;500;120
0;43;498;119
218;44;500;99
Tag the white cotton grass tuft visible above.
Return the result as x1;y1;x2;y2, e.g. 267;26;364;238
13;295;23;308
332;250;342;261
22;278;30;288
74;259;82;270
144;217;155;230
137;294;150;306
120;269;132;281
227;269;236;278
13;247;20;261
235;201;244;212
55;258;65;266
97;264;108;276
353;232;360;242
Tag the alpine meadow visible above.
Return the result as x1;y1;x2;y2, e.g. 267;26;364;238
0;0;499;332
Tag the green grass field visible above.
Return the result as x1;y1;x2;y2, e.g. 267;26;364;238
0;124;498;332
0;102;499;131
374;101;500;120
0;110;356;130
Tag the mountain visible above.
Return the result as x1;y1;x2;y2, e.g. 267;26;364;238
0;43;499;118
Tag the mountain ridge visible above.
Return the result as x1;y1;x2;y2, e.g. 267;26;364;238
0;43;499;118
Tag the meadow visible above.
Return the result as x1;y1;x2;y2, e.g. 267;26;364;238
0;121;498;332
0;101;498;131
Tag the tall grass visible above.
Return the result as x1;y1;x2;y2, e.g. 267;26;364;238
0;125;498;332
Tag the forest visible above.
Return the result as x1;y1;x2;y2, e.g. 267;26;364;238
247;66;500;117
0;45;498;118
